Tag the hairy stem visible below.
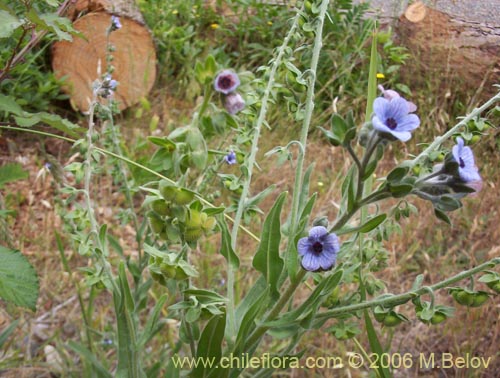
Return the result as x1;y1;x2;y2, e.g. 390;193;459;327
316;258;500;322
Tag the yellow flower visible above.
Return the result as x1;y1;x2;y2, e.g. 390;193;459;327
376;73;385;79
210;23;220;30
267;21;273;26
172;10;178;15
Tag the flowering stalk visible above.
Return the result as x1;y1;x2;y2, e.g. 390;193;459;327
284;0;331;279
316;257;500;322
225;8;302;345
243;0;331;352
410;88;500;168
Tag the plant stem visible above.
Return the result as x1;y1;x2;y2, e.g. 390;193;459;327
225;8;301;345
315;257;500;322
410;89;500;168
284;0;331;281
245;269;308;350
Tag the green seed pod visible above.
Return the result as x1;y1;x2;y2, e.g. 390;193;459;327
202;216;216;232
160;263;177;278
147;212;164;234
184;228;203;242
486;280;500;294
150;271;167;286
382;313;402;327
160;183;177;202
471;292;489;307
174;188;195;205
430;312;447;325
452;290;475;306
185;210;203;229
151;199;171;216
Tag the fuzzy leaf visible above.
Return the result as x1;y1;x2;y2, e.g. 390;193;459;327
0;163;29;188
252;192;287;298
192;314;226;378
217;217;240;268
0;10;24;38
0;247;39;311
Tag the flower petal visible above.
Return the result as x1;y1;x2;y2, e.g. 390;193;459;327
308;226;328;240
394;114;420;131
301;253;320;271
297;237;311;256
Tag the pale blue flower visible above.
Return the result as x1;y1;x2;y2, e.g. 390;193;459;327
224;92;245;114
298;226;339;272
372;97;420;142
111;16;122;31
224;151;237;165
452;137;481;182
214;70;240;94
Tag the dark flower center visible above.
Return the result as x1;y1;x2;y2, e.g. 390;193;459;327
386;117;398;130
219;76;233;89
459;157;465;168
312;241;323;254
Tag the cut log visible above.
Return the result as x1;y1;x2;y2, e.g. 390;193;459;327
396;5;500;97
52;3;156;112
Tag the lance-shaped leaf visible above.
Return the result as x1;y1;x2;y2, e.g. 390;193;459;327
192;313;226;378
217;217;240;268
252;192;287;298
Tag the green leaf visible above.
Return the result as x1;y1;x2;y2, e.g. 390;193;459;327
148;136;176;151
0;319;19;348
387;166;409;183
358;214;387;233
0;93;24;114
365;27;379;123
183;288;227;305
0;10;24;38
27;10;75;41
114;262;143;377
252;192;287;298
234;288;269;353
364;310;391;378
138;294;168;347
192;314;226;378
0;247;39;311
434;208;451;225
67;341;113;378
235;276;266;327
0;163;29;188
0;94;82;136
217;217;240;268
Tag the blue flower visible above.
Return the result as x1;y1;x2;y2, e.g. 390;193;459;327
372;96;420;142
452;137;481;182
297;226;340;272
224;150;237;165
214;70;240;94
111;16;122;31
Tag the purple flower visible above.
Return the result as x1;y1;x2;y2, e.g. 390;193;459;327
224;150;237;165
378;85;417;112
298;226;340;272
452;137;481;183
224;92;245;115
111;16;122;31
214;70;240;94
372;96;420;142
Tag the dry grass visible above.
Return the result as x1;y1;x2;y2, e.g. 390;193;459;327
1;65;499;378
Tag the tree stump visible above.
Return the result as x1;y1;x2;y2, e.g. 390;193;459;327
395;2;500;98
51;0;156;112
